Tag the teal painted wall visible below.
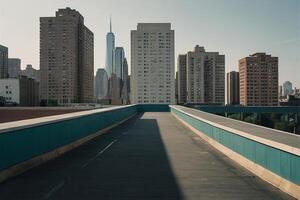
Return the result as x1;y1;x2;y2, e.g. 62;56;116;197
137;104;170;112
0;106;138;171
171;107;300;186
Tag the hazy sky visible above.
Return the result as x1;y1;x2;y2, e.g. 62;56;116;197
1;0;299;87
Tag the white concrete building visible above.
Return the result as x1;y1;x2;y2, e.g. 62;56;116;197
131;23;175;104
0;79;20;103
0;77;40;106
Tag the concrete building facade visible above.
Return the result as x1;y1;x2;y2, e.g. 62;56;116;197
21;64;40;82
40;7;94;105
177;54;187;104
131;23;175;104
239;53;278;106
8;58;21;78
0;76;39;106
186;45;225;104
227;71;240;105
94;68;108;101
0;45;9;79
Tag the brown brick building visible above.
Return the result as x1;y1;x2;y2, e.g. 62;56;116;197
239;53;278;106
40;8;94;105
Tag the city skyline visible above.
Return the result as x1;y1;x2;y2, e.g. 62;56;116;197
0;0;299;87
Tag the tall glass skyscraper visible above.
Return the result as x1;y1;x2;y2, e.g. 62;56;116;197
113;47;124;79
105;18;115;78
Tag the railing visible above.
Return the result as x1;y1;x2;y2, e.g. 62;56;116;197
0;104;170;182
170;105;300;199
0;105;138;181
1;104;299;198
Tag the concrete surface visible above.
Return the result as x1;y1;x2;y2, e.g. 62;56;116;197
174;105;300;150
0;112;294;200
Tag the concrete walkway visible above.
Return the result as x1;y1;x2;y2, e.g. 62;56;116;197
0;113;294;199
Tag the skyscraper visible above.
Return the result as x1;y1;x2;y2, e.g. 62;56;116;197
40;7;94;105
131;23;175;104
105;18;115;78
113;47;124;79
8;58;21;78
177;54;187;104
239;53;278;106
0;45;8;79
110;47;125;104
227;71;240;105
94;68;108;101
283;81;293;96
186;45;225;104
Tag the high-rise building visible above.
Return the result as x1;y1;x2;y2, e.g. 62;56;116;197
121;58;129;104
0;45;8;79
177;54;187;104
105;18;115;78
8;58;21;78
40;8;94;105
110;47;126;105
131;23;175;104
186;45;225;104
113;47;124;79
279;85;283;97
94;68;108;101
21;64;40;82
283;81;293;96
227;71;240;105
239;53;278;106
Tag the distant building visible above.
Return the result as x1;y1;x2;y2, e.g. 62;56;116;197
0;45;8;79
239;53;278;106
0;76;39;106
295;87;300;96
40;8;94;105
121;58;129;104
8;58;21;78
186;45;225;104
113;47;124;79
227;71;240;105
131;23;175;104
110;48;128;105
283;81;293;96
175;71;178;104
127;75;130;97
105;18;115;79
279;85;283;97
177;54;187;104
109;73;122;105
94;68;108;101
21;64;40;82
279;95;300;106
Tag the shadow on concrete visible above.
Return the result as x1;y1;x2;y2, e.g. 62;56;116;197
0;113;182;200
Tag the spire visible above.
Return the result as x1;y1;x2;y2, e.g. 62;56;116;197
110;15;112;32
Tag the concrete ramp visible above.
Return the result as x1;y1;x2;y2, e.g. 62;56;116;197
0;112;294;200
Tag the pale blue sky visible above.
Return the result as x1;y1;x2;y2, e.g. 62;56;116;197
0;0;299;87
